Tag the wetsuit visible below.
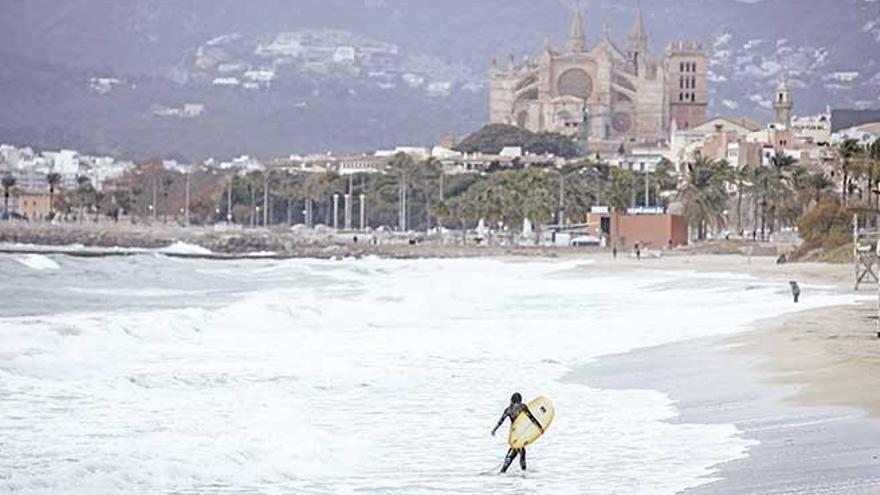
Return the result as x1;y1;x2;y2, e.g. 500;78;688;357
493;403;543;473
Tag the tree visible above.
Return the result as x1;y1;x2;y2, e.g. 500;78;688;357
456;168;555;229
652;158;679;207
762;151;798;234
386;152;418;231
807;172;834;205
551;162;604;225
677;157;731;240
71;175;98;222
47;172;62;219
606;167;636;248
606;167;635;213
2;175;16;219
798;197;851;251
868;138;880;220
456;124;580;158
732;165;752;235
161;175;175;223
778;165;813;227
837;138;863;206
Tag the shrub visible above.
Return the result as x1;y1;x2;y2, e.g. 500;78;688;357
798;197;851;251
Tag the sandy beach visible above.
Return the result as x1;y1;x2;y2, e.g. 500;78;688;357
584;253;880;415
572;253;880;493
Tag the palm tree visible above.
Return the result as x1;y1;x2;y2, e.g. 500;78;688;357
606;167;636;248
161;175;175;223
386;152;417;231
606;168;636;213
869;138;880;219
764;152;797;234
733;166;752;235
46;172;62;219
677;157;731;241
838;138;863;206
808;172;834;204
2;175;17;220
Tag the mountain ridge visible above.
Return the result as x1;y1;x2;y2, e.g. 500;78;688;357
0;0;877;160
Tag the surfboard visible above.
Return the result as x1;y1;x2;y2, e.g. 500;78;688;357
508;396;554;449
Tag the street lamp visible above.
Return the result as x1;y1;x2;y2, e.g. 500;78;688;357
333;193;340;230
359;193;366;231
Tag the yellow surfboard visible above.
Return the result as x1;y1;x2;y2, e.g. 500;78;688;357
508;396;555;449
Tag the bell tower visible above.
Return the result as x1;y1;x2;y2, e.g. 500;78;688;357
665;41;708;130
774;76;793;128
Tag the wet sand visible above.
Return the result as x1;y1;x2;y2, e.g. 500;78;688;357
570;253;880;493
566;335;880;494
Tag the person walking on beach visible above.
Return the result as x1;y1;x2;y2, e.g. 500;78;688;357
789;281;801;303
491;392;544;473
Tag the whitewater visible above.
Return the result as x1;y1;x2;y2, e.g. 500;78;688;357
0;253;854;494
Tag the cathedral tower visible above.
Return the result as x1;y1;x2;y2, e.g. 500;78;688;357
665;40;708;130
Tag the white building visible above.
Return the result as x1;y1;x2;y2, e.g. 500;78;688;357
43;150;80;175
375;147;431;160
791;112;832;145
608;147;668;172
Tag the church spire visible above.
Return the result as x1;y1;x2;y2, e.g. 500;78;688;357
568;3;586;53
628;2;648;53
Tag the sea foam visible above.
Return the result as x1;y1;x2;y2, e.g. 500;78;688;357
0;257;857;494
15;254;60;271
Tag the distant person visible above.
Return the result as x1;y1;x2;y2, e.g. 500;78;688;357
789;281;801;303
612;246;618;259
491;392;544;473
634;242;641;261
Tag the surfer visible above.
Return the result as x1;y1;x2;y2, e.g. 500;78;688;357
491;392;544;473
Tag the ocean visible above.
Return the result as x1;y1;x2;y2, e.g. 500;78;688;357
0;252;854;494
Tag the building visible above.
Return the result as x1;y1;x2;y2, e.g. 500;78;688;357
586;210;688;249
667;116;761;170
607;146;668;172
773;77;793;128
691;116;762;136
791;112;831;146
489;6;708;153
11;191;53;220
296;154;388;175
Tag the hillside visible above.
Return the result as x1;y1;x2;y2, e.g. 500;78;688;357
0;0;877;159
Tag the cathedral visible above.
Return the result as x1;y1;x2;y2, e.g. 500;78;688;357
489;7;708;153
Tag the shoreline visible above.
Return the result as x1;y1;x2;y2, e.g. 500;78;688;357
566;255;880;493
566;330;880;494
732;303;880;417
